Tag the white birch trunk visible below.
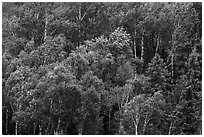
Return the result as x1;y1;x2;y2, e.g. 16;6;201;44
168;121;173;135
171;46;175;84
57;117;61;133
39;124;42;135
134;29;137;59
15;122;18;135
5;109;8;134
33;122;36;135
131;114;139;135
133;119;138;135
142;113;149;134
44;8;48;42
141;35;144;62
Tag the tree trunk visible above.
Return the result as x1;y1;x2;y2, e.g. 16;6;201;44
133;29;137;59
142;113;149;135
33;123;36;135
57;117;61;134
171;30;177;84
171;46;175;84
44;8;48;42
134;40;137;79
134;45;137;59
168;121;173;135
131;114;139;135
39;123;42;135
155;33;160;55
5;109;8;135
141;34;144;62
109;108;111;134
15;122;18;135
135;124;138;135
118;103;125;134
77;3;87;47
77;4;82;47
133;119;138;135
78;124;83;135
132;30;137;79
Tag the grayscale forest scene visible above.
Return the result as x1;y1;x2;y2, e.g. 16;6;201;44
2;2;202;135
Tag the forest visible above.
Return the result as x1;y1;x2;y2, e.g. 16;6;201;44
2;2;202;135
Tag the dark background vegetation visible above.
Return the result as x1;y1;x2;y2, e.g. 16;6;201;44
2;2;202;135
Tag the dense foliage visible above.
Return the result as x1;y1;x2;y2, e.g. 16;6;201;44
2;2;202;135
